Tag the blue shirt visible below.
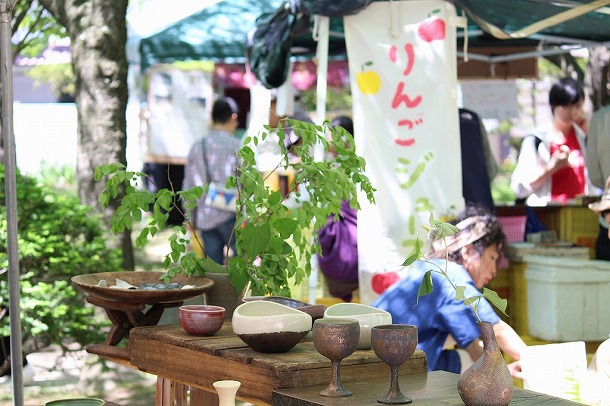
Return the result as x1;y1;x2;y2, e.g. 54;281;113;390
371;259;500;373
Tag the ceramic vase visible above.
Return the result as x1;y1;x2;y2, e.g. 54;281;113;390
213;380;241;406
204;272;241;319
457;321;514;406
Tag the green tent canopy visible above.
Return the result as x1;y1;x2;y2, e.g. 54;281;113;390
139;0;283;71
138;0;347;72
456;0;610;43
139;0;610;72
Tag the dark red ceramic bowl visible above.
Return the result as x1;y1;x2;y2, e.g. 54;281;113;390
179;305;225;336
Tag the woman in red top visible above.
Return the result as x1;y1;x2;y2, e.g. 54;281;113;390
548;84;587;203
511;77;591;205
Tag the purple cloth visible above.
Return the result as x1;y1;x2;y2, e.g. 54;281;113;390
317;200;358;283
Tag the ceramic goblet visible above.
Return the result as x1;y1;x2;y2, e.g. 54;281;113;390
371;324;418;404
312;318;360;397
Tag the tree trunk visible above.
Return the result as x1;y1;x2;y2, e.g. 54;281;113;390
585;46;610;112
39;0;134;270
544;51;585;83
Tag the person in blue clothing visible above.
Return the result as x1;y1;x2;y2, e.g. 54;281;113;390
372;206;526;378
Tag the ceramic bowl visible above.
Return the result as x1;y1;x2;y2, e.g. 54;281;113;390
241;296;327;321
44;399;105;406
232;301;312;353
178;305;225;336
323;303;392;349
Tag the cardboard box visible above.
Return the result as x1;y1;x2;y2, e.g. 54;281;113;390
525;256;610;341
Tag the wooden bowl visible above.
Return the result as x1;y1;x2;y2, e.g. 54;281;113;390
71;271;214;304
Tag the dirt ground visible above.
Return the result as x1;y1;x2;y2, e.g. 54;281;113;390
0;347;157;405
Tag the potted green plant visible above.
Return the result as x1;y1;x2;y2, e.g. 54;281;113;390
405;212;513;406
94;118;375;300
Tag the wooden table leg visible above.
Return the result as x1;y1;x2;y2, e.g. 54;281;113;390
190;387;219;406
157;376;176;406
156;377;219;406
174;382;188;406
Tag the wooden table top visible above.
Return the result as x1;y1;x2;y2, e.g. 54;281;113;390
272;371;582;406
128;323;428;405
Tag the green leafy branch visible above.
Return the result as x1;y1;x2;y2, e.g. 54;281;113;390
94;163;226;279
228;118;376;296
93;118;376;297
403;212;508;322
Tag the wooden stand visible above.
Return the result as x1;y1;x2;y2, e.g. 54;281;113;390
85;296;183;359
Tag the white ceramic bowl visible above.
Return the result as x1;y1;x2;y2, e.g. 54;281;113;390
232;301;313;353
323;303;392;349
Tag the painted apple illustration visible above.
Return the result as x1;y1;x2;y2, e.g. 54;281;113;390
418;12;445;42
356;61;381;95
372;271;400;294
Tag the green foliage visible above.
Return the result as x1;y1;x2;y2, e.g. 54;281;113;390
491;174;517;204
229;119;375;296
300;87;352;113
94;164;226;278
26;63;75;100
403;212;508;321
0;165;123;352
35;162;77;194
96;119;376;297
12;0;67;59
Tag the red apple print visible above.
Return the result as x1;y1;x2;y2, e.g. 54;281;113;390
418;16;445;42
372;272;401;294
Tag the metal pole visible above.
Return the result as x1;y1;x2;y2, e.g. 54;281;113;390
0;0;24;404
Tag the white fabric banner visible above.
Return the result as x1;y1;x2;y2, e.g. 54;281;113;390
344;0;464;304
146;66;214;163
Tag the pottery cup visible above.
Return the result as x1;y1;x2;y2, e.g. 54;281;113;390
178;305;225;336
324;303;392;349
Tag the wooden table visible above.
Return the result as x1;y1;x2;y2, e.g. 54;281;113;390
273;371;582;405
127;323;428;405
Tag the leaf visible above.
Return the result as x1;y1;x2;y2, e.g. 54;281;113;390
402;251;419;266
274;217;298;239
426;212;459;239
416;270;434;304
406;238;423;264
482;287;509;317
135;228;149;248
98;191;109;207
241;222;272;259
93;167;102;181
268;190;283;206
455;285;467;301
463;296;481;306
229;266;249;292
201;256;229;274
